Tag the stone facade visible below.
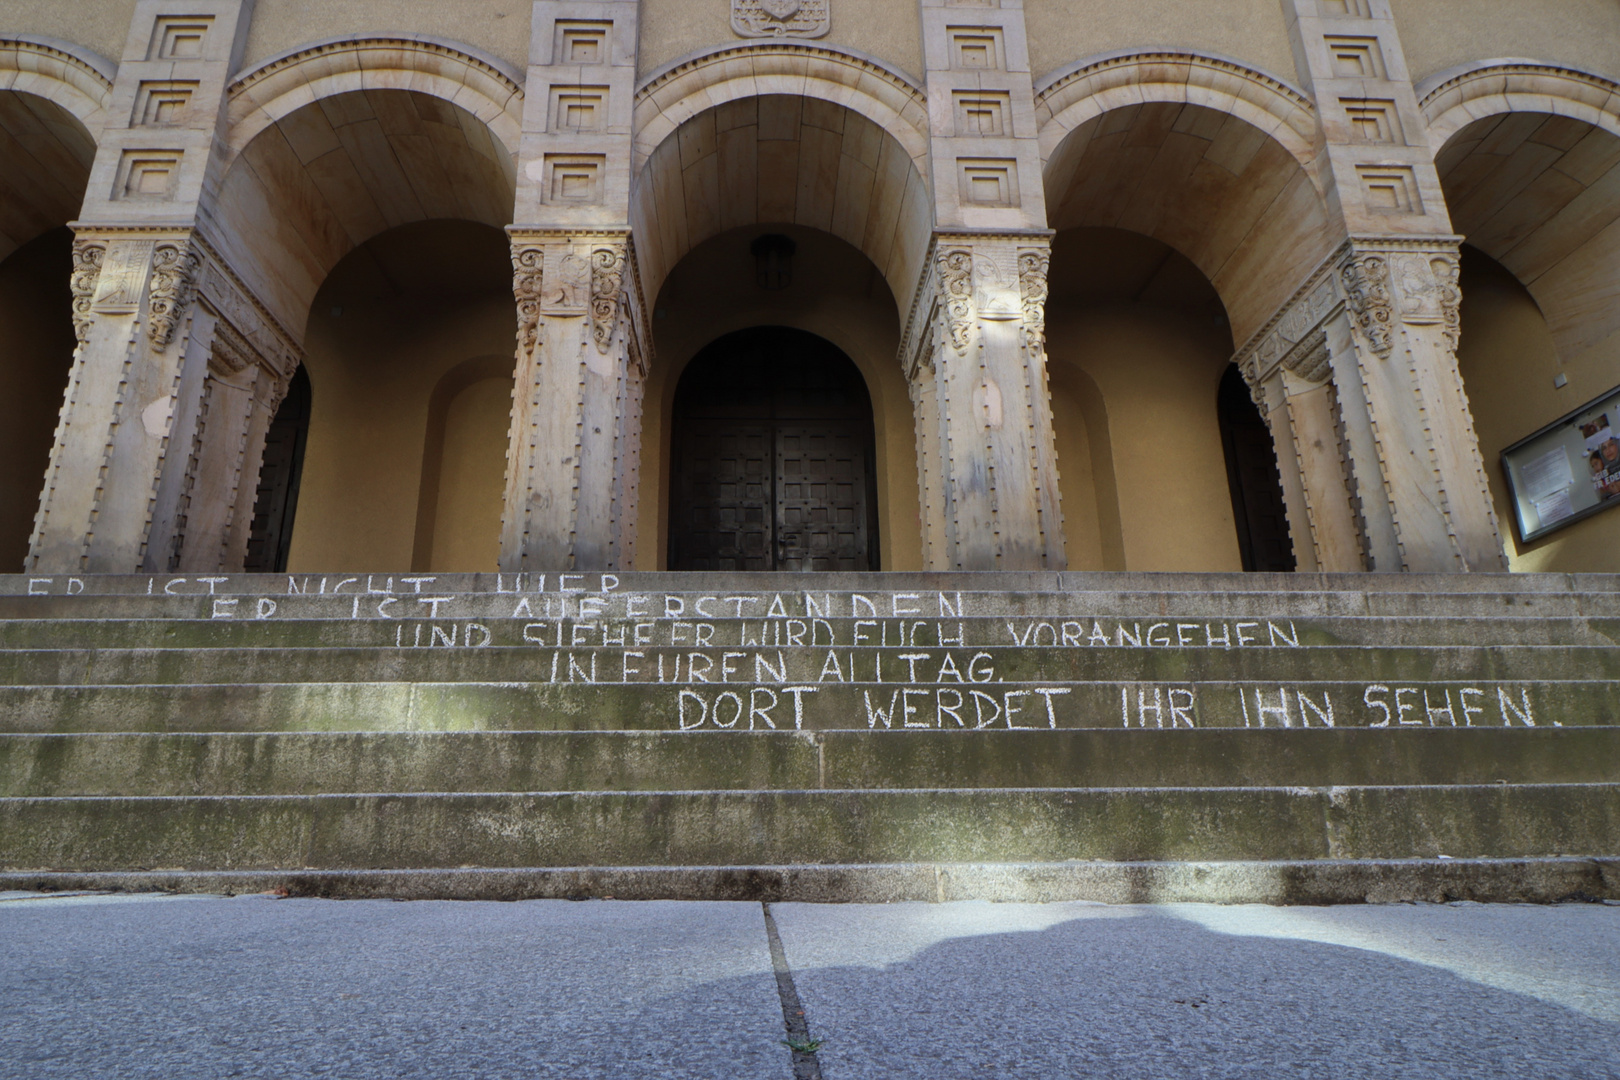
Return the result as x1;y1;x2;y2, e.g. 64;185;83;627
1;0;1617;574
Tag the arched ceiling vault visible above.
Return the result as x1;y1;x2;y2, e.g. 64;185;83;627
631;94;932;316
1044;101;1335;346
0;91;95;263
209;88;517;339
1439;111;1620;364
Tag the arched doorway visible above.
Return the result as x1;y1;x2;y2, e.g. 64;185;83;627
244;366;310;573
669;327;879;571
1435;105;1620;571
0;80;97;570
213;83;517;572
631;89;933;571
1217;366;1295;572
1044;226;1283;572
1041;93;1334;571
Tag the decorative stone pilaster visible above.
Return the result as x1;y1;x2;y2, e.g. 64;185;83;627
168;240;303;572
500;230;650;572
502;0;643;572
28;1;260;573
1266;0;1506;572
1235;237;1504;572
899;232;1066;571
32;225;301;573
30;229;211;572
1236;251;1365;572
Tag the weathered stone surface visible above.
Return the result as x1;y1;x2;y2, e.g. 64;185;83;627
1;571;1616;899
2;728;1615;796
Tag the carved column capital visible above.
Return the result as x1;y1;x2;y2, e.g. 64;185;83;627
509;235;545;355
1340;251;1396;357
924;231;1055;361
69;238;106;347
1017;247;1050;359
937;246;975;355
147;239;202;350
1392;249;1462;353
207;321;254;378
1337;237;1465;359
1283;332;1333;384
590;244;627;354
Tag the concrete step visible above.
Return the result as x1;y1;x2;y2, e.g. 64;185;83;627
2;572;1615;901
2;784;1617;872
7;570;1619;597
8;588;1620;623
2;643;1617;689
2;729;1615;796
2;615;1617;648
1;678;1612;733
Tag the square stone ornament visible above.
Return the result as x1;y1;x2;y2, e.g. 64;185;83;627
732;0;830;39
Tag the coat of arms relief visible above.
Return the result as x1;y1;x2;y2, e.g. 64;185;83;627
732;0;830;39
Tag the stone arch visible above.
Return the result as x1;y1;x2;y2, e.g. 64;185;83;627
213;80;519;340
1035;49;1322;187
633;42;931;184
1037;60;1335;346
1427;68;1620;367
630;85;933;322
1424;71;1620;573
223;35;525;170
1418;60;1620;154
0;38;110;568
284;220;515;571
0;35;115;136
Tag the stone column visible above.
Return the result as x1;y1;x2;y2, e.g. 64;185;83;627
1238;257;1373;571
906;0;1066;569
898;234;1065;570
27;0;265;573
903;333;950;570
502;230;648;571
1265;0;1505;571
499;0;647;573
169;294;300;572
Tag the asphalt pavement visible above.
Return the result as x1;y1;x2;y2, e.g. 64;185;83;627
2;891;1617;1078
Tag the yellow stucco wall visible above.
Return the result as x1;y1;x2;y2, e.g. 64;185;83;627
1390;0;1620;84
1458;247;1620;572
0;0;136;65
427;373;511;572
287;222;515;573
0;228;73;572
241;0;533;75
1047;308;1243;573
638;0;923;81
1025;0;1298;86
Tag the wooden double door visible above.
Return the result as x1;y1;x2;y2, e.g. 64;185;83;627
670;328;879;571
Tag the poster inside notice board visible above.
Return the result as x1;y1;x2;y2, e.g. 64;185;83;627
1501;383;1620;544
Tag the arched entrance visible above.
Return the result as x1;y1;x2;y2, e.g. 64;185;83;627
669;327;879;571
244;366;310;573
1434;101;1620;571
1040;90;1334;571
630;86;934;571
0;80;97;569
1217;366;1295;572
213;77;519;572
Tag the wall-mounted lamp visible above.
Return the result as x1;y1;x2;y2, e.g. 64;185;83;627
751;233;796;290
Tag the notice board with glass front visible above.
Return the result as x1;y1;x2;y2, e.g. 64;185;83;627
1500;383;1620;544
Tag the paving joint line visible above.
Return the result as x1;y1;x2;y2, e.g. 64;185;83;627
762;901;824;1080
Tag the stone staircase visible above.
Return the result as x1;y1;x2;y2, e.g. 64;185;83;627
1;571;1617;903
